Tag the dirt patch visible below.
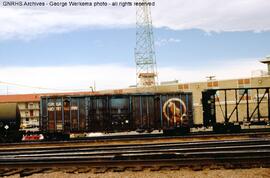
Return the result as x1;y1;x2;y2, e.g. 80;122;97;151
6;168;270;178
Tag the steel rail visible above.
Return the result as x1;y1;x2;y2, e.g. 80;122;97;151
0;139;269;177
1;129;270;147
0;138;269;153
2;144;270;158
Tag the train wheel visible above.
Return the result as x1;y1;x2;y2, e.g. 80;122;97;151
15;132;23;142
163;127;190;136
0;136;6;143
213;124;225;133
62;134;70;140
0;132;21;143
213;123;241;133
44;133;70;141
136;129;145;133
163;129;175;136
175;127;190;135
228;125;241;133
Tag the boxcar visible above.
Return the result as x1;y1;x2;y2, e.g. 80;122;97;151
40;92;193;139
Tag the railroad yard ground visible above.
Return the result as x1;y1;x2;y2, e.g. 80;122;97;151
5;168;270;178
1;132;270;177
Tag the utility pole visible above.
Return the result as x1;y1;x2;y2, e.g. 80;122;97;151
206;76;216;81
135;0;158;87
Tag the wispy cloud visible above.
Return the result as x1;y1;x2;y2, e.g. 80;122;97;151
155;38;181;47
0;58;266;94
0;2;135;40
0;0;270;40
0;64;136;94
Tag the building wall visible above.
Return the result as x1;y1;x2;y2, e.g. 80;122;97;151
179;76;270;125
15;75;270;130
18;102;40;130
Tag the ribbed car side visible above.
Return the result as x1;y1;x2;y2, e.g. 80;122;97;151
40;92;193;140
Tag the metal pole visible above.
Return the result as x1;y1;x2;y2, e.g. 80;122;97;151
235;90;239;122
140;96;143;128
146;97;150;128
107;96;110;132
224;90;228;123
69;98;72;131
257;89;260;122
61;97;64;132
54;99;57;132
129;96;132;129
77;99;80;131
167;95;169;126
87;97;91;131
85;97;88;131
46;97;49;131
159;95;163;128
268;88;270;122
246;89;250;122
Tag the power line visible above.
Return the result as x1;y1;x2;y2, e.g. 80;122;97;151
0;81;92;92
0;81;64;91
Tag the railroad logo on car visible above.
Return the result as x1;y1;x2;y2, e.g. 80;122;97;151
162;98;187;126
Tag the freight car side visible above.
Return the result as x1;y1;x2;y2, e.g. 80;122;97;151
40;92;193;140
0;103;23;142
202;87;270;132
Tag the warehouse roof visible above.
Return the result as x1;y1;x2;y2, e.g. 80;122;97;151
0;94;40;103
0;91;97;103
261;56;270;63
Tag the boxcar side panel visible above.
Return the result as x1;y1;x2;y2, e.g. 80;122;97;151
109;96;131;132
40;92;193;134
88;97;108;132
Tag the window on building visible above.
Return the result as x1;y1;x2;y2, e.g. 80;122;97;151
30;110;33;117
207;81;219;88
238;79;251;100
178;84;189;90
25;118;29;122
28;103;33;109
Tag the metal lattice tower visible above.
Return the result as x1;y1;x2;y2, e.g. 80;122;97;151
135;0;158;87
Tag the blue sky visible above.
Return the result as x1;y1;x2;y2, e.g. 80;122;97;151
1;28;269;68
0;0;270;94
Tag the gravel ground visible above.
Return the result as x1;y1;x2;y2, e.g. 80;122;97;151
5;168;270;178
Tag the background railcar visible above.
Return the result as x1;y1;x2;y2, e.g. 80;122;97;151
0;103;22;142
40;92;193;139
202;87;270;132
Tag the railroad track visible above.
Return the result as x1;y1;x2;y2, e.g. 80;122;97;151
1;130;270;149
0;138;270;177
